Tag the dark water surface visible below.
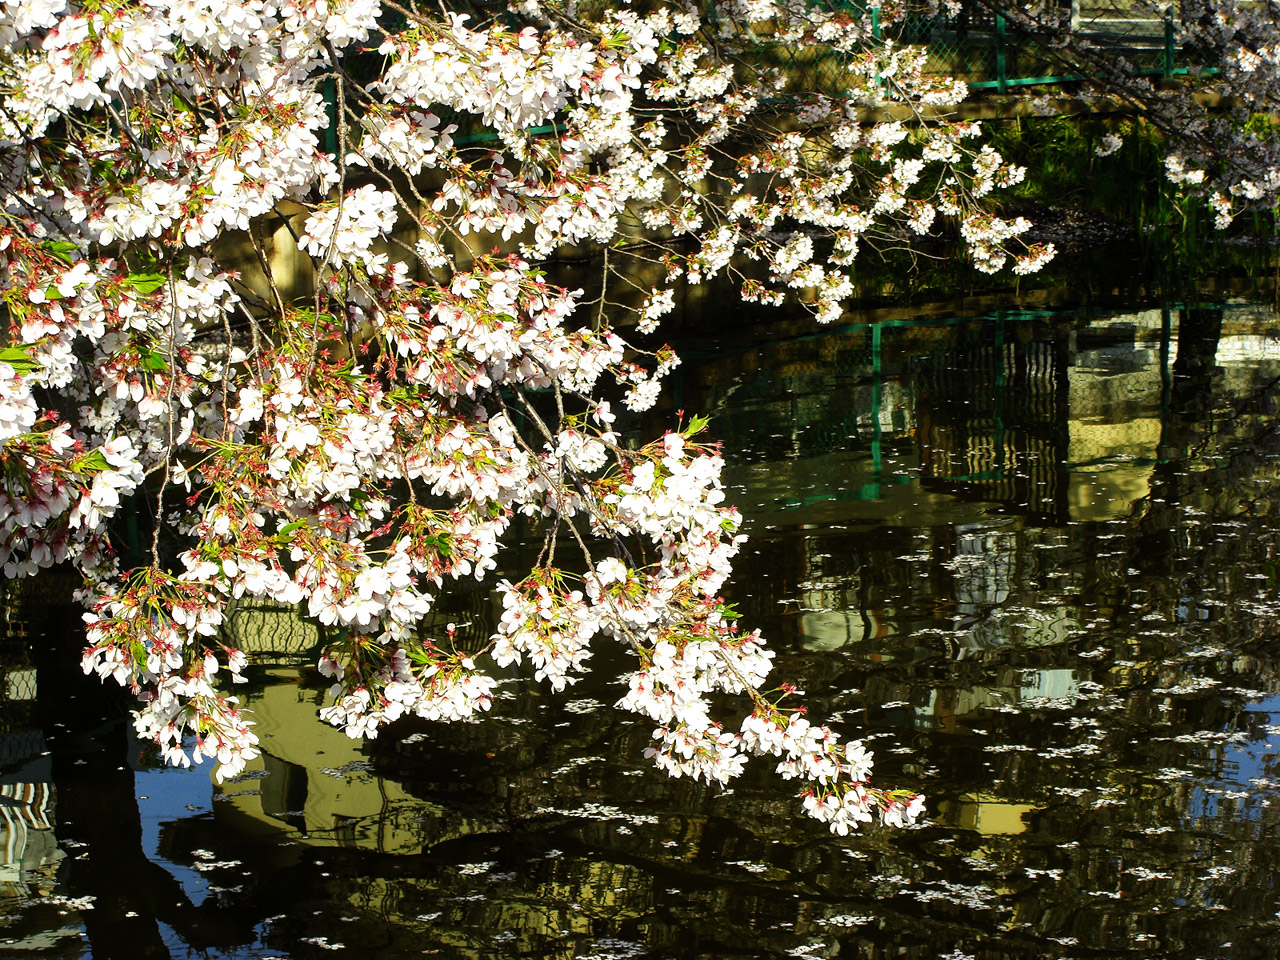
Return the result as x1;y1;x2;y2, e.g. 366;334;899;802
5;301;1280;958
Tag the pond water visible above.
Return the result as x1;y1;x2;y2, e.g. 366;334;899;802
5;298;1280;959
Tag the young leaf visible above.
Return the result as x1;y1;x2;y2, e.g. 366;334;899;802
0;347;41;373
127;273;168;296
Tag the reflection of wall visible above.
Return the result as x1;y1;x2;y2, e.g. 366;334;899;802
1216;335;1280;366
799;608;891;652
920;685;1008;730
937;795;1037;835
219;670;410;848
967;604;1077;649
217;669;497;856
1020;668;1080;701
1066;338;1165;521
917;668;1081;732
1067;454;1157;521
353;857;658;956
1215;334;1280;410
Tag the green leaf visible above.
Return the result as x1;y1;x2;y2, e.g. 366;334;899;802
0;347;41;373
126;273;168;296
685;414;710;436
143;350;168;372
75;450;110;474
276;519;307;538
41;241;79;265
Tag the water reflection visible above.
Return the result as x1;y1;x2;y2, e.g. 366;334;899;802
5;301;1280;957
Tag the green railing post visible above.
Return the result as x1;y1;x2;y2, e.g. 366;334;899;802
1163;17;1175;78
995;14;1008;93
872;7;884;89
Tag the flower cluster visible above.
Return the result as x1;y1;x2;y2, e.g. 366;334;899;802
317;645;495;735
81;570;257;781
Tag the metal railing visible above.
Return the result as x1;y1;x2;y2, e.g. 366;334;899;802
765;1;1206;98
909;4;1194;93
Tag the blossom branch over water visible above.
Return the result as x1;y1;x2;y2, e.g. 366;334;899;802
0;0;1074;825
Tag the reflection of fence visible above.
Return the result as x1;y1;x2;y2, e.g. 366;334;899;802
911;316;1069;520
0;581;36;731
224;600;322;661
0;730;44;769
223;591;500;664
1;668;36;703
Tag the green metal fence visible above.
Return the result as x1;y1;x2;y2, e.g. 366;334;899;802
763;1;1205;98
904;4;1193;93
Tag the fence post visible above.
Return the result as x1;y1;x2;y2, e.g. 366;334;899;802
996;14;1008;93
1163;17;1175;78
872;7;884;88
